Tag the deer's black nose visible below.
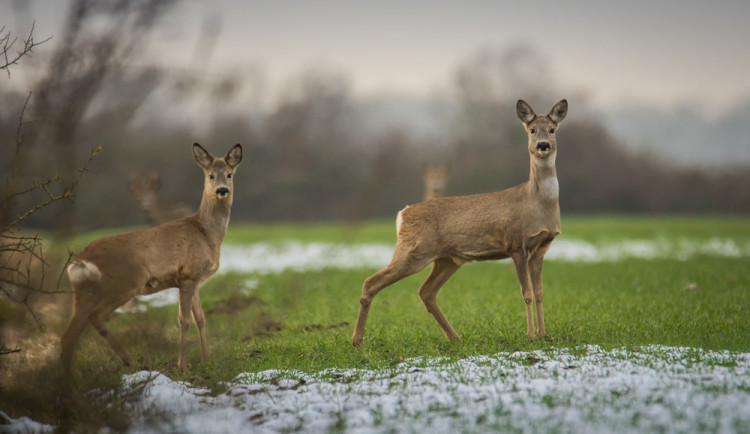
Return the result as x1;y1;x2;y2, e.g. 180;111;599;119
536;142;550;152
216;187;229;196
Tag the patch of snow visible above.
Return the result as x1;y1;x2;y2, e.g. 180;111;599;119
0;410;54;434
218;237;750;276
219;242;395;274
117;345;750;433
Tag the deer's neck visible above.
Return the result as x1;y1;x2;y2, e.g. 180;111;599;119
528;154;559;202
196;194;232;243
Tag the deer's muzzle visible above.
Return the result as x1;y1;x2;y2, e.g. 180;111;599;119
216;187;230;198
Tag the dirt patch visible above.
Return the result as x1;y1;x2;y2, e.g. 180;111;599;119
241;320;285;341
206;295;260;315
301;321;350;332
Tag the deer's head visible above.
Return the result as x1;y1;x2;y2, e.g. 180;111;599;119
423;163;450;199
128;171;160;209
517;99;568;164
193;143;243;204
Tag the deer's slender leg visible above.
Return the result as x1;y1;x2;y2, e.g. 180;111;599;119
529;242;552;337
177;283;196;371
418;258;461;341
89;304;136;367
512;252;536;338
191;289;209;362
60;300;92;376
352;252;431;347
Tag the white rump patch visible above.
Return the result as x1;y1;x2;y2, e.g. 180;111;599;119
67;260;102;284
396;206;408;234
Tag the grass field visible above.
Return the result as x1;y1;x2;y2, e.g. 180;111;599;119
2;215;750;432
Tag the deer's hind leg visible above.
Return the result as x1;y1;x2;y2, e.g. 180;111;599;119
352;248;432;347
88;301;136;367
61;295;94;376
418;258;461;341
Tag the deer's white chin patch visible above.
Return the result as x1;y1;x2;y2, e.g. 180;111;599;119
533;151;557;166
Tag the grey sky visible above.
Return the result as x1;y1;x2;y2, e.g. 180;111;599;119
4;0;750;115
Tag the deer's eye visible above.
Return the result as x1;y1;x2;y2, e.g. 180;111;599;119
227;173;232;179
549;128;555;134
209;174;215;180
530;128;536;134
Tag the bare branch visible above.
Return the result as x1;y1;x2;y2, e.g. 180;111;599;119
0;21;53;77
0;347;22;356
14;91;33;155
2;146;102;233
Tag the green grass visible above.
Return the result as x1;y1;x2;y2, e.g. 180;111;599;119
3;215;749;430
66;215;750;385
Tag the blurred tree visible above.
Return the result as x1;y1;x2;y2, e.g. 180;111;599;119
0;20;99;356
29;0;178;232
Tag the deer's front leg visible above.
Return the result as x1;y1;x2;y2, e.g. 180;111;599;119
191;289;209;362
178;284;196;371
512;253;536;338
528;254;546;337
529;240;553;337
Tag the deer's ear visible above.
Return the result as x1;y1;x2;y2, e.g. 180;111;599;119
225;144;242;168
548;99;568;124
193;143;214;169
516;99;536;124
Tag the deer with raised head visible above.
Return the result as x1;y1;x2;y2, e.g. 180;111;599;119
422;163;450;201
61;143;242;374
128;171;192;226
352;99;567;347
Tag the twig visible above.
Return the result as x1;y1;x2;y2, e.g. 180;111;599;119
2;146;103;233
14;91;33;155
0;347;22;356
1;21;53;77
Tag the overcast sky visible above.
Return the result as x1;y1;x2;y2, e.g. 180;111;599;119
4;0;750;116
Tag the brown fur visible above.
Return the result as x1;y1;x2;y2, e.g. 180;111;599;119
61;143;242;375
128;171;192;226
352;99;568;346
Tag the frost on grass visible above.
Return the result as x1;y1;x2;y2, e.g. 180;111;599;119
117;345;750;434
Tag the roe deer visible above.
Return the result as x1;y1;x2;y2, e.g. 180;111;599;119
128;171;192;225
61;143;242;373
422;163;449;201
352;99;567;347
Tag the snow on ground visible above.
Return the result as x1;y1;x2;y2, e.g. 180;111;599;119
126;236;750;310
6;237;750;432
220;237;750;275
115;346;750;433
8;345;750;433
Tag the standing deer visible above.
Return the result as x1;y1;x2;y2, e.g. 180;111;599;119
422;163;450;201
352;99;567;347
61;143;242;374
128;171;193;226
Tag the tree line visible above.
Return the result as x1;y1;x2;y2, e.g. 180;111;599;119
2;2;748;234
